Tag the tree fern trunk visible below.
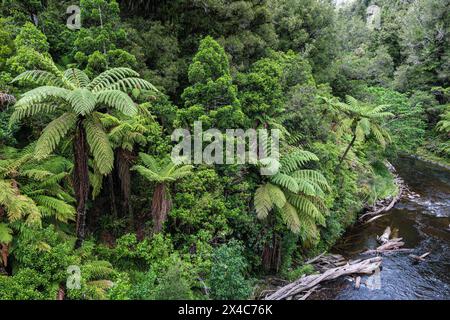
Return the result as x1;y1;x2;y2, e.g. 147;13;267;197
74;120;89;249
116;148;133;218
336;132;357;172
152;183;171;233
107;173;118;218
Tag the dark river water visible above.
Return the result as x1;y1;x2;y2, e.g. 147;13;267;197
313;157;450;300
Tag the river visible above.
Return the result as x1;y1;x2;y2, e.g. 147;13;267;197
313;156;450;300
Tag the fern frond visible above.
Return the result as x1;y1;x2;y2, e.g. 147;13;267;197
95;90;137;117
292;170;330;191
254;184;273;219
9;103;58;127
67;88;97;116
279;201;301;233
33;195;75;222
132;165;163;182
280;150;319;174
271;173;299;193
84;116;114;175
35;112;77;159
17;85;69;102
12;70;65;87
89;68;140;92
0;223;13;244
63;68;90;88
106;77;157;92
286;193;325;226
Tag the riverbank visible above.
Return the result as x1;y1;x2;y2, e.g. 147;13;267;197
410;149;450;170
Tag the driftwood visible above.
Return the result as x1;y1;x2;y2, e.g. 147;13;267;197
265;257;382;300
409;252;430;263
377;227;391;244
354;276;361;289
364;227;411;254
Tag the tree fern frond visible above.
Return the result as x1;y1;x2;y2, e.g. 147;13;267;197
279;202;300;233
33;195;75;222
137;153;160;173
95;90;137;117
286;193;325;225
63;68;90;88
292;170;330;191
266;183;286;209
279;150;319;174
89;68;140;92
35;112;77;159
0;223;13;244
132;165;162;182
9;103;58;127
12;70;65;87
371;124;387;148
14;86;70;109
68;88;97;116
84;117;114;175
254;184;273;219
271;173;299;193
106;77;158;92
20;169;53;181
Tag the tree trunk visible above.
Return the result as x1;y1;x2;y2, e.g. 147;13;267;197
116;148;133;218
151;183;171;233
336;132;357;172
107;173;118;218
74;120;90;249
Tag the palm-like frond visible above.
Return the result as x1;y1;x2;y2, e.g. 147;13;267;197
9;103;58;126
35;112;77;159
105;77;158;92
279;149;319;174
95;90;137;117
12;70;65;87
84;116;114;175
0;223;13;244
68;88;97;116
88;68;140;92
12;86;70;116
63;68;90;88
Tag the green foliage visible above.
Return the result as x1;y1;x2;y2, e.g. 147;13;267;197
364;87;426;152
179;36;247;129
209;241;252;300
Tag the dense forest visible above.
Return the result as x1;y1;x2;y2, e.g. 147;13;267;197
0;0;448;300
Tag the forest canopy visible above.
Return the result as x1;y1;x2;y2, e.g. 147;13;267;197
0;0;448;300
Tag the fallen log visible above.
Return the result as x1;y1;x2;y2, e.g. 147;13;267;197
265;257;382;300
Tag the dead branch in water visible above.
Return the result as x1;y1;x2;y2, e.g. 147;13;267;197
409;252;431;263
264;256;382;300
363;227;411;255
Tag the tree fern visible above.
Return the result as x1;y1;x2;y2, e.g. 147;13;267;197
11;63;157;247
254;149;329;241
